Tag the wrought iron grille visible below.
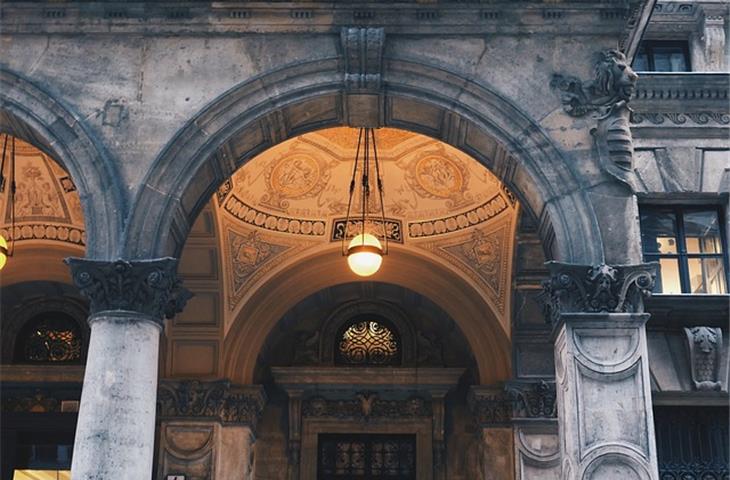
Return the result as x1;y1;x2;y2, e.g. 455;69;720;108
317;434;416;479
336;319;400;366
654;406;729;480
16;313;82;363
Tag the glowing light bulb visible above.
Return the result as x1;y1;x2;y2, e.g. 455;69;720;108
0;235;7;271
347;233;383;277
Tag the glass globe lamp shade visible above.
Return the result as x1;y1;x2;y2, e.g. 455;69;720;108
0;235;7;270
347;233;383;277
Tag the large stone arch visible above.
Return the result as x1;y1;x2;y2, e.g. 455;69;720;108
0;68;125;259
126;57;604;264
222;244;511;385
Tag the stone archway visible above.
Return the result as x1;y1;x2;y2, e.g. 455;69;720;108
125;57;604;265
0;69;125;259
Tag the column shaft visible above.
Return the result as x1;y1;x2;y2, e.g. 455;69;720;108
71;313;161;479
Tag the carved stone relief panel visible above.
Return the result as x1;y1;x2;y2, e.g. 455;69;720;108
684;326;724;391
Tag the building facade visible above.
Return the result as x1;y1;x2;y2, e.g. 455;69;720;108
0;1;728;479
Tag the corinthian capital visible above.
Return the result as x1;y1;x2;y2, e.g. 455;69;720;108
540;262;657;325
65;257;192;324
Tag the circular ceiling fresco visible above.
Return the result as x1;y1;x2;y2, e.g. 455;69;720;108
216;127;516;242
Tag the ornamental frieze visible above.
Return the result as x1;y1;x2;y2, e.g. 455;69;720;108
302;393;431;420
65;257;192;323
157;380;266;429
540;262;657;325
505;380;557;419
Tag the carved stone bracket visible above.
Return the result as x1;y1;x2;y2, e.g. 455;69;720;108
505;380;557;419
540;262;657;327
684;327;724;391
157;380;266;431
65;257;192;324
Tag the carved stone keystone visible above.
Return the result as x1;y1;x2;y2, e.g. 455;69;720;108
341;27;385;128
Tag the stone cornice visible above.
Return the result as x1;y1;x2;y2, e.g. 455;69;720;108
540;262;657;326
157;380;266;430
468;380;557;426
630;73;730;127
65;257;192;324
0;1;642;36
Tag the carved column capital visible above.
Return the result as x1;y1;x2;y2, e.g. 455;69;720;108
468;386;511;426
65;257;192;324
505;380;557;420
540;262;657;326
157;380;267;432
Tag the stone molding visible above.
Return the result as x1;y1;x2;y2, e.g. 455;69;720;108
684;326;724;391
1;385;82;413
157;380;266;430
65;257;192;323
540;262;657;326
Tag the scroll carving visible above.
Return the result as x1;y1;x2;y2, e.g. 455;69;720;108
684;327;723;391
540;262;657;326
65;257;192;323
506;380;557;419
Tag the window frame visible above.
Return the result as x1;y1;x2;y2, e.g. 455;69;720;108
634;40;691;72
640;204;729;294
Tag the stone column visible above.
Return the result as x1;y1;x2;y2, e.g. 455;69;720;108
542;262;659;480
468;386;515;480
65;258;189;480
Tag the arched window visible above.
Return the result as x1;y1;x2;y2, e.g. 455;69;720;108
14;312;83;363
336;317;400;366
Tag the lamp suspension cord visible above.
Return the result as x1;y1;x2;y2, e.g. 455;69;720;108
0;134;7;193
361;128;370;246
343;128;364;255
371;128;387;254
9;136;15;256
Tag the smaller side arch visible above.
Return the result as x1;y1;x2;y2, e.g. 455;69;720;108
0;68;125;258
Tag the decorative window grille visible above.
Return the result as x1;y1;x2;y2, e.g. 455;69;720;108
654;406;729;480
317;434;416;479
15;312;83;363
336;318;400;366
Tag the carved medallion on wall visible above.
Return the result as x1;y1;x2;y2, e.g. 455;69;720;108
405;150;471;209
261;152;332;211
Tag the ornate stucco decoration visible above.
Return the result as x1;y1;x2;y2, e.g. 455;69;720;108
684;327;724;391
540;262;657;325
65;257;192;324
505;380;557;419
302;393;431;420
551;50;641;189
157;380;266;430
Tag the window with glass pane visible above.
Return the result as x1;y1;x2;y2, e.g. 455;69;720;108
640;206;728;294
633;41;690;72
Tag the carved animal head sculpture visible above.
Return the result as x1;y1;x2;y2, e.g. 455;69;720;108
592;50;639;103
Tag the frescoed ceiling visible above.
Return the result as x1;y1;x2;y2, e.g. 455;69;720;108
209;127;520;324
0;137;85;250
